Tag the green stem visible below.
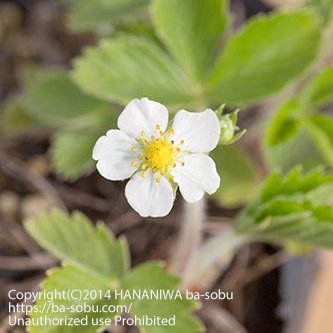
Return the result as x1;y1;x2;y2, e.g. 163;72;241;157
168;198;206;277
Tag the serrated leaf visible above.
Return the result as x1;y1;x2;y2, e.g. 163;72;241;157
211;145;260;207
66;0;149;34
23;69;108;125
28;265;118;333
25;210;129;282
122;262;203;333
235;168;333;248
300;67;333;107
50;108;118;181
260;166;333;202
208;10;321;104
72;36;195;107
152;0;228;80
50;131;97;181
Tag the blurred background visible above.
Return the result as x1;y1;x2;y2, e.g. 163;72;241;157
1;0;333;333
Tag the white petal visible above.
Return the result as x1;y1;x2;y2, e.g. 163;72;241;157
125;172;174;217
92;130;138;181
172;109;220;153
117;98;169;138
173;154;220;203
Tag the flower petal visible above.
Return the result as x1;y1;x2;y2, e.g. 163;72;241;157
93;130;138;181
173;154;220;203
125;172;174;217
117;98;169;138
172;109;220;153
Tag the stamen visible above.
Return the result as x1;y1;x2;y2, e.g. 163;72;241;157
156;124;160;131
176;148;180;153
170;175;174;181
141;130;146;137
181;161;185;166
141;172;146;178
131;146;137;152
173;163;176;168
138;154;143;160
131;161;138;166
156;177;161;183
169;128;174;135
171;140;174;145
151;135;156;140
159;131;164;136
180;139;184;145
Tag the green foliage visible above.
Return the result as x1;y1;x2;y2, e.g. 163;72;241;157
265;100;301;147
61;0;149;34
50;131;100;181
25;210;129;280
0;98;38;136
212;145;260;207
73;3;321;108
25;210;202;333
2;68;119;181
307;0;333;23
208;10;321;104
29;265;117;333
264;67;333;172
72;36;195;107
22;69;108;126
152;0;228;80
235;168;333;248
300;67;333;107
123;263;203;333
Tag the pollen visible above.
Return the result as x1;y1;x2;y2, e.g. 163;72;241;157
131;161;138;166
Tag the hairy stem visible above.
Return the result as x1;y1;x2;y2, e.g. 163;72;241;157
183;227;249;290
168;198;206;277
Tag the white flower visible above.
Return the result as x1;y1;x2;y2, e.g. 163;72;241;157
92;98;221;217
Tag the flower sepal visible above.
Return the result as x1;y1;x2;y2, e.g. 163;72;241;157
216;105;246;145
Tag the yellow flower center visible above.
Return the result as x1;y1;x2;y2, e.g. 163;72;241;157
144;137;176;174
130;124;185;183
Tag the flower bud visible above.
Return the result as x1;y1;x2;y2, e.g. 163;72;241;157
215;106;246;145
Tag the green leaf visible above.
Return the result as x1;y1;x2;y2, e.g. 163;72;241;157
211;145;260;207
0;98;38;136
72;36;195;107
235;168;333;248
264;100;302;146
264;125;326;172
307;0;333;23
28;265;118;333
152;0;228;80
306;114;333;166
122;262;203;333
25;209;129;282
300;67;333;107
23;69;108;125
50;131;97;181
49;109;118;181
208;10;321;104
66;0;149;34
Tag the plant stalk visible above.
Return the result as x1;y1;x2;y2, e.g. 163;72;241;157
168;198;206;277
182;227;249;291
